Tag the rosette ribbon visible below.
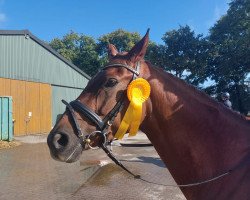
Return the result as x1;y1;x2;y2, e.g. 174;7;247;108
114;78;150;139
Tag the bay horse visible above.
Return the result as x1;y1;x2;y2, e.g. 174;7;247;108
47;30;250;200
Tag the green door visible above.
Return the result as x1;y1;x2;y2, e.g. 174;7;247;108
0;96;13;141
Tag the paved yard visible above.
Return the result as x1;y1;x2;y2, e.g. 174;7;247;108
0;135;185;200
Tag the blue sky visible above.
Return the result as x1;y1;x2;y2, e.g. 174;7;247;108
0;0;230;44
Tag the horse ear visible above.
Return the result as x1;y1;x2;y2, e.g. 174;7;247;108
108;44;118;59
128;29;150;63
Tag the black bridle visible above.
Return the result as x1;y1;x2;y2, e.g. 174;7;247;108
62;62;140;146
61;62;141;178
61;97;124;146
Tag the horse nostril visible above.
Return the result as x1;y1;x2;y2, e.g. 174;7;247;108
53;133;69;149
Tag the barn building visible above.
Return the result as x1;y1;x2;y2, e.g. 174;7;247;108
0;30;90;137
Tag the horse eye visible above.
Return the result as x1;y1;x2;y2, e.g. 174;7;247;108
104;78;118;88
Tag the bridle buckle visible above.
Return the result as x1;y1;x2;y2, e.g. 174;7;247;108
107;121;112;126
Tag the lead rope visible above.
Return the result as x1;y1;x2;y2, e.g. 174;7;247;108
100;143;141;179
138;171;230;188
100;143;233;187
100;143;250;187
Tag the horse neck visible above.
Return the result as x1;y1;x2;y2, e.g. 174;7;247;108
140;63;250;196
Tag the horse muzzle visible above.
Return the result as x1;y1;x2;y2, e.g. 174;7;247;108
47;131;83;163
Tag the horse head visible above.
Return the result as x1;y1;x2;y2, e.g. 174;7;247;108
47;30;151;163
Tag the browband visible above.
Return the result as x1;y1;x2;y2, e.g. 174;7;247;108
103;63;140;76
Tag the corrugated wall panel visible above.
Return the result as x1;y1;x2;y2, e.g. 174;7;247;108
0;35;88;89
52;85;82;125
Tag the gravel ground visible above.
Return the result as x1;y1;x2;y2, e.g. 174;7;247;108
0;140;21;149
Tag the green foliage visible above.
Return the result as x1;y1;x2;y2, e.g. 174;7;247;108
50;32;100;76
96;29;141;65
209;0;250;113
145;41;165;66
74;35;101;76
97;29;141;56
161;25;210;86
50;31;80;62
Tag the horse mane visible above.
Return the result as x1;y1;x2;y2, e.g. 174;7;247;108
146;61;249;124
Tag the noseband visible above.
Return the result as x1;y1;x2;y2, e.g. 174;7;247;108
62;62;140;149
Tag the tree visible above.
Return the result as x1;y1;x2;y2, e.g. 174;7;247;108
74;35;101;76
209;0;250;113
96;29;161;67
96;29;141;65
49;29;158;76
161;25;210;86
145;42;166;67
97;29;141;56
50;31;79;62
50;32;100;76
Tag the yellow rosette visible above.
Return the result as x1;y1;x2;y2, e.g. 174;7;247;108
114;78;150;139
